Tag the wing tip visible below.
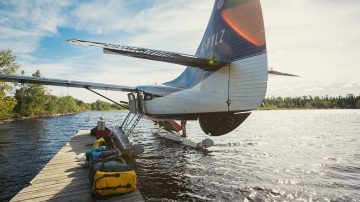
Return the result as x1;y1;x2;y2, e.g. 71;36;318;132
67;39;79;44
268;70;300;77
67;39;104;48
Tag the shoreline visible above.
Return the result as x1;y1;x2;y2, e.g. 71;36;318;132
0;109;126;124
2;108;358;124
0;112;80;124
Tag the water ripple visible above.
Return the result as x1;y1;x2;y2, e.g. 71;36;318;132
0;110;360;201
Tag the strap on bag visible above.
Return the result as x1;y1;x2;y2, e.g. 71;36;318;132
94;173;132;191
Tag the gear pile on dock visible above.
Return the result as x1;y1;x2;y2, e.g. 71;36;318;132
10;128;144;201
85;118;138;198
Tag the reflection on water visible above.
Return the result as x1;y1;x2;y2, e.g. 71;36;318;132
0;110;359;201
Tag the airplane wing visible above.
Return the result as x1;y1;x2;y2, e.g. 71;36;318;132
0;74;136;92
68;39;228;71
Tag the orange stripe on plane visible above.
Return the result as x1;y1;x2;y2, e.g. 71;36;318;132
221;0;265;47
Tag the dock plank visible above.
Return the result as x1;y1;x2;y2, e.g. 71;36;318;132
11;130;144;202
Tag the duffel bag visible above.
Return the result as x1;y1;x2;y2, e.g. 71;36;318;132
89;160;129;183
93;170;137;196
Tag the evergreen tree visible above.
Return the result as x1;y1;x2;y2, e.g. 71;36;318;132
356;99;360;109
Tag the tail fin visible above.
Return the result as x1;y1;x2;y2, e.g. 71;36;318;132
195;0;268;111
196;0;266;62
166;0;267;89
166;0;268;112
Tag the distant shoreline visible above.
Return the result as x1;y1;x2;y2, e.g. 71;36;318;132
0;112;78;124
0;110;124;124
2;108;358;124
260;95;360;110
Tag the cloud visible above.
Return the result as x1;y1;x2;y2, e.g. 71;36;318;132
69;0;212;53
305;87;325;92
267;78;360;98
0;0;71;57
341;80;360;88
262;0;360;82
70;0;134;34
0;0;212;72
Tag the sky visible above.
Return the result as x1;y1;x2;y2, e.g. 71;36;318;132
0;0;360;102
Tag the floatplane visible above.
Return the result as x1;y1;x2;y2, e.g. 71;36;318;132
0;0;296;153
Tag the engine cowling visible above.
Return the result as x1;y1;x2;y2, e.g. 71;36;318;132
198;112;251;136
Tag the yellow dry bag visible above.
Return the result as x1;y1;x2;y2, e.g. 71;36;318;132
93;170;137;196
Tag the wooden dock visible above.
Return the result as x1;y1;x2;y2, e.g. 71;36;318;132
11;130;144;202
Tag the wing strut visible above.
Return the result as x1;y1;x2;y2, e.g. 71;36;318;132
86;87;129;110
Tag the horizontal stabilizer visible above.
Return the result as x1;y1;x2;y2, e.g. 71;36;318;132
68;39;228;71
268;69;299;77
0;74;136;92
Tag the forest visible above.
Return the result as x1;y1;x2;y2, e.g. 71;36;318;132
0;49;125;121
259;95;360;110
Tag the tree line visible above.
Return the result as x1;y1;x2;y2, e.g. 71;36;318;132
0;49;125;121
259;95;360;110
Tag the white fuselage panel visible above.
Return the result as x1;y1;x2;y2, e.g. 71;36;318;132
143;53;268;115
229;53;268;111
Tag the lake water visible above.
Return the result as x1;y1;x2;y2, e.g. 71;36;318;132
0;110;359;201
